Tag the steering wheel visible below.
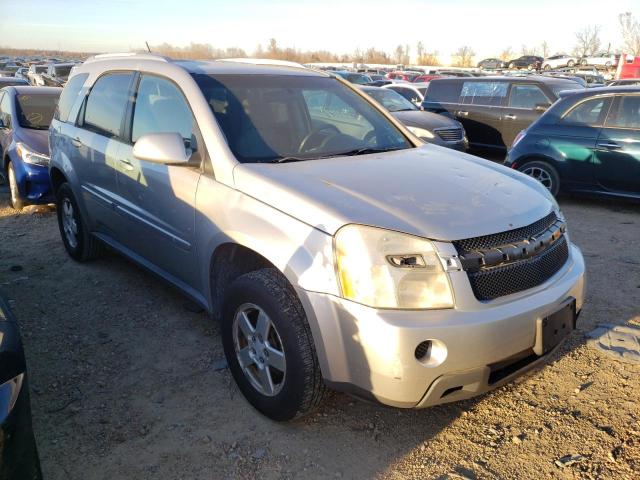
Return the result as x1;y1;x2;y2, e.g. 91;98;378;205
299;125;341;153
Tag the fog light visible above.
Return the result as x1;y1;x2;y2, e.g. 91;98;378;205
414;339;448;367
415;341;431;360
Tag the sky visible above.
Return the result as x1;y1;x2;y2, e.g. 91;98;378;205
1;0;638;63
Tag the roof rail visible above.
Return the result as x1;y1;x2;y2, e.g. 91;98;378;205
220;58;307;69
84;52;171;64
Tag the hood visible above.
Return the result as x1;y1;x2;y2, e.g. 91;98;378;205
391;110;459;130
14;128;49;156
232;145;554;241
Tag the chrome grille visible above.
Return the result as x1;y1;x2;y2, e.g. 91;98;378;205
435;127;464;142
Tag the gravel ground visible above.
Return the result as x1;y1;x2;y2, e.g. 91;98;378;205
0;184;638;480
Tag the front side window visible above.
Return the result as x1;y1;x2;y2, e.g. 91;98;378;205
132;75;196;144
83;72;134;138
561;97;608;126
16;94;59;129
193;74;412;163
55;73;88;122
460;81;508;106
509;85;550;109
367;89;417;112
391;87;420;104
605;95;640;129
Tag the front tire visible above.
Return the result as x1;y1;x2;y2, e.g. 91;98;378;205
56;183;104;261
519;160;561;197
221;268;327;421
7;162;25;210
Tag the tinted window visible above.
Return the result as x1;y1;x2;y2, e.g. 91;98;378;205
460;81;507;106
16;94;59;129
83;72;134;138
132;75;195;144
55;73;88;122
193;74;411;163
53;65;73;78
0;92;11;128
562;97;608;125
509;85;550;109
425;81;462;103
605;95;640;129
391;87;419;103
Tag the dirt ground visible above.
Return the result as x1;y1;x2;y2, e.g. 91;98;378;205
0;184;638;480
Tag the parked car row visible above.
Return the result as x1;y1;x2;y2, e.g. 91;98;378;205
478;53;619;72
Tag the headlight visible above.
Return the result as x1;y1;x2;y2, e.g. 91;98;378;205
16;142;49;166
406;126;435;140
334;225;454;309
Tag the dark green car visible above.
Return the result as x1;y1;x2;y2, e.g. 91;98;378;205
505;86;640;199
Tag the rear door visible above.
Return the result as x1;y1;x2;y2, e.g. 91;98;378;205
593;94;640;194
72;71;135;235
502;83;552;148
457;80;507;150
115;73;202;286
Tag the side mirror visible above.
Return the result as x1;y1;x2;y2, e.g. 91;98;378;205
133;132;191;165
535;103;550;112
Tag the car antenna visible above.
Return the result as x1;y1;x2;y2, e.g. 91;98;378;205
145;41;152;53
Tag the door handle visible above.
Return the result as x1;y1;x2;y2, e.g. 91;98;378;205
120;158;135;171
71;137;83;148
457;111;469;117
504;114;517;120
596;142;621;150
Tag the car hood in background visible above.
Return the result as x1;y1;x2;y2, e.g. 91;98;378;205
391;110;459;130
233;145;553;240
14;128;49;156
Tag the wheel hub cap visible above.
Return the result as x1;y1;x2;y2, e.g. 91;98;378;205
232;303;286;396
61;198;78;249
523;166;553;191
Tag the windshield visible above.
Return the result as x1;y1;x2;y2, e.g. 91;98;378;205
366;88;417;112
16;94;59;129
54;65;72;78
193;74;412;163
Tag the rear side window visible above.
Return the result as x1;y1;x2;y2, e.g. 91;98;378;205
460;81;507;106
561;97;609;126
509;85;550;109
605;95;640;129
83;72;134;138
0;93;11;128
425;81;462;104
55;73;88;122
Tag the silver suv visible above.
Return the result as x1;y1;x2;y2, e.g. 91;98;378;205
49;54;586;420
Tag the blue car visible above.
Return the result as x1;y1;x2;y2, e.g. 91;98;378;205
0;86;61;209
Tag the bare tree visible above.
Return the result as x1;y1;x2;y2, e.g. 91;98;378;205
452;46;475;67
574;25;602;57
418;50;440;66
619;12;640;55
499;46;513;62
541;41;550;58
416;41;424;62
267;38;278;57
394;45;405;65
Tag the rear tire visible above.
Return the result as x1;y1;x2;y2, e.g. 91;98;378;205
221;268;327;421
56;183;104;261
7;162;25;210
518;160;561;197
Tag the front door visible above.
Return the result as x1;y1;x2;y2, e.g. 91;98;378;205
115;74;202;287
594;94;640;195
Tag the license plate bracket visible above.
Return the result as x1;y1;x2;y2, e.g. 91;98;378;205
533;298;577;356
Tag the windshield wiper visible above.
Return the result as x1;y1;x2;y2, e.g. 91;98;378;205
332;146;405;157
275;156;312;163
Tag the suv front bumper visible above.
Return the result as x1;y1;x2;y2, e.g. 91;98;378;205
299;243;585;408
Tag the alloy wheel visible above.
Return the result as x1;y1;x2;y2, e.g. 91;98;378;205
61;198;79;249
522;166;553;191
232;303;286;397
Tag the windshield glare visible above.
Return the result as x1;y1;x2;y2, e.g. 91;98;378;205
366;88;417;112
16;94;59;129
193;74;412;163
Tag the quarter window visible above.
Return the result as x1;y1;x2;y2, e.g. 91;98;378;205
562;97;608;126
460;81;507;106
0;93;12;128
509;85;550;109
83;72;134;138
605;95;640;129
